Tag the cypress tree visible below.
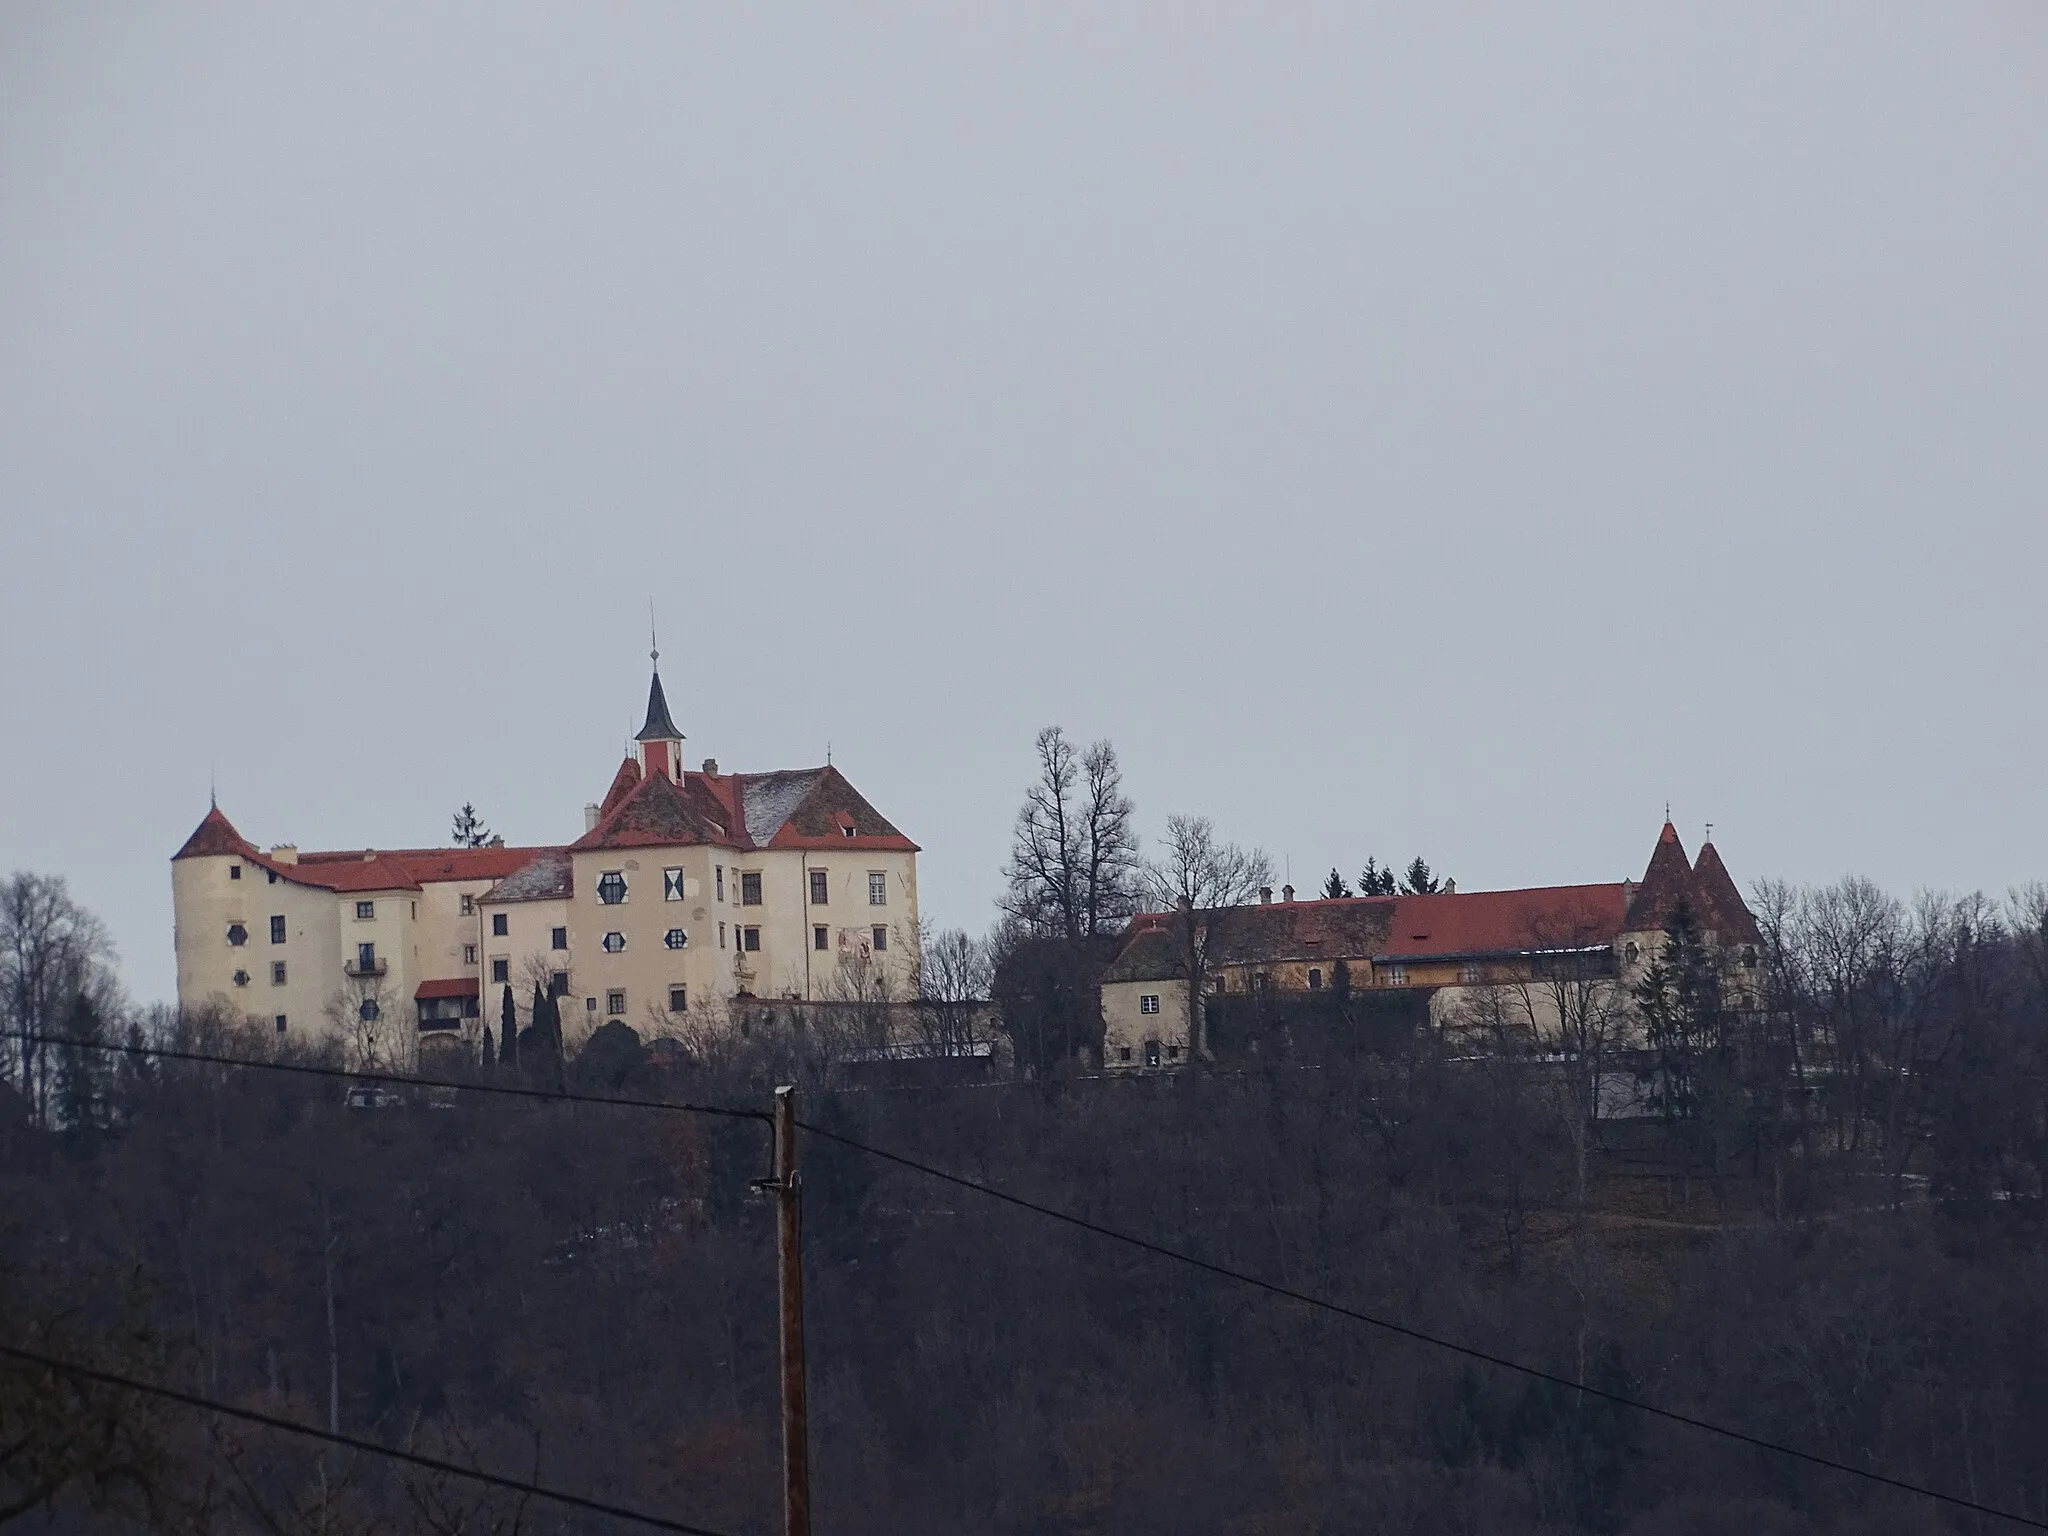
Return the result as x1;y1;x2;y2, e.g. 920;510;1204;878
480;1025;497;1073
499;985;519;1070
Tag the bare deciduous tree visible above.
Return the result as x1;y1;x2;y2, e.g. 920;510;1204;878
1144;815;1272;1060
0;873;118;1125
1001;727;1141;940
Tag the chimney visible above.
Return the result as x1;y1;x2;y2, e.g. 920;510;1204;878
1442;878;1456;894
488;834;504;848
269;844;298;865
584;803;601;832
1259;886;1272;905
701;758;719;776
1281;884;1294;903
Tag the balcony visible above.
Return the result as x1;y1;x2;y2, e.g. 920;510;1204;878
344;956;388;978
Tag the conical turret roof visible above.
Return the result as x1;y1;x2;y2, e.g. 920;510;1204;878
1623;821;1695;933
634;669;682;743
1692;841;1761;945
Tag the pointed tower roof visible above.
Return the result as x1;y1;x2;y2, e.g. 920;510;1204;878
173;805;252;861
1692;841;1762;945
635;669;682;743
1623;821;1695;934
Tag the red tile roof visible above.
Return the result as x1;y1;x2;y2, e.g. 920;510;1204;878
1375;884;1630;960
1691;842;1762;946
172;807;557;894
1622;821;1694;934
599;757;642;818
173;806;251;861
571;769;743;852
415;977;480;1000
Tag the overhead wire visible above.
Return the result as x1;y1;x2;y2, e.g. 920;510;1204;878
1;1030;767;1122
9;1027;2040;1528
0;1341;741;1536
795;1118;2048;1533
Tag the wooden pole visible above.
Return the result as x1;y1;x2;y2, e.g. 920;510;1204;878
773;1085;811;1536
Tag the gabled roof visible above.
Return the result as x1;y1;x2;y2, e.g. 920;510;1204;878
1623;822;1694;934
480;849;574;905
1100;927;1185;984
172;806;556;894
1375;885;1628;961
1691;842;1762;945
742;766;920;853
600;757;642;818
571;768;741;852
635;670;683;743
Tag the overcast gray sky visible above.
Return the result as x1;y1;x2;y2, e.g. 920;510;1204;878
2;3;2043;1003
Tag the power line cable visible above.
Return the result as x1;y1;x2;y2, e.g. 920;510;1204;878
795;1119;2048;1533
0;1340;740;1536
3;1031;766;1122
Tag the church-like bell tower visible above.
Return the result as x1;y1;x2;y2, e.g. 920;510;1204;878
635;637;684;782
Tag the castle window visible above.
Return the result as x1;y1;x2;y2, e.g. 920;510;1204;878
358;998;380;1023
814;925;829;951
549;971;569;997
1213;976;1228;995
492;912;509;936
1742;945;1759;969
718;921;726;948
1118;1047;1132;1062
664;868;684;902
491;958;509;983
232;969;250;987
602;931;626;953
226;924;247;946
357;942;376;971
463;944;477;965
1144;1041;1162;1068
1624;942;1640;964
810;870;829;905
871;926;888;952
1307;968;1323;991
1385;965;1407;986
741;926;761;952
270;915;286;944
1461;963;1482;984
741;871;762;906
668;985;687;1013
460;893;473;915
1167;1044;1182;1059
607;990;627;1017
597;871;627;905
271;962;287;985
715;866;725;901
1139;994;1160;1015
267;869;278;884
868;872;887;906
229;864;241;880
552;927;568;950
274;1015;287;1033
356;901;375;920
664;928;688;950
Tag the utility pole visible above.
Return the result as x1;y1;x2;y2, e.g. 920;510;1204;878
770;1085;811;1536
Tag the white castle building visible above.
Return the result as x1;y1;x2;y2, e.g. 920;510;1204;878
171;663;921;1061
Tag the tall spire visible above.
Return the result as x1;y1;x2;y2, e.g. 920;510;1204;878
636;668;682;744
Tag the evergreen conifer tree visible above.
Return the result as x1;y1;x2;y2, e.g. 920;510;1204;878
480;1025;496;1073
1359;858;1399;897
499;986;519;1071
452;803;493;848
1322;868;1352;899
1400;857;1441;896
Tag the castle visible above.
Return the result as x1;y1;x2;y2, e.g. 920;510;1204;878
171;663;921;1061
1097;821;1762;1069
